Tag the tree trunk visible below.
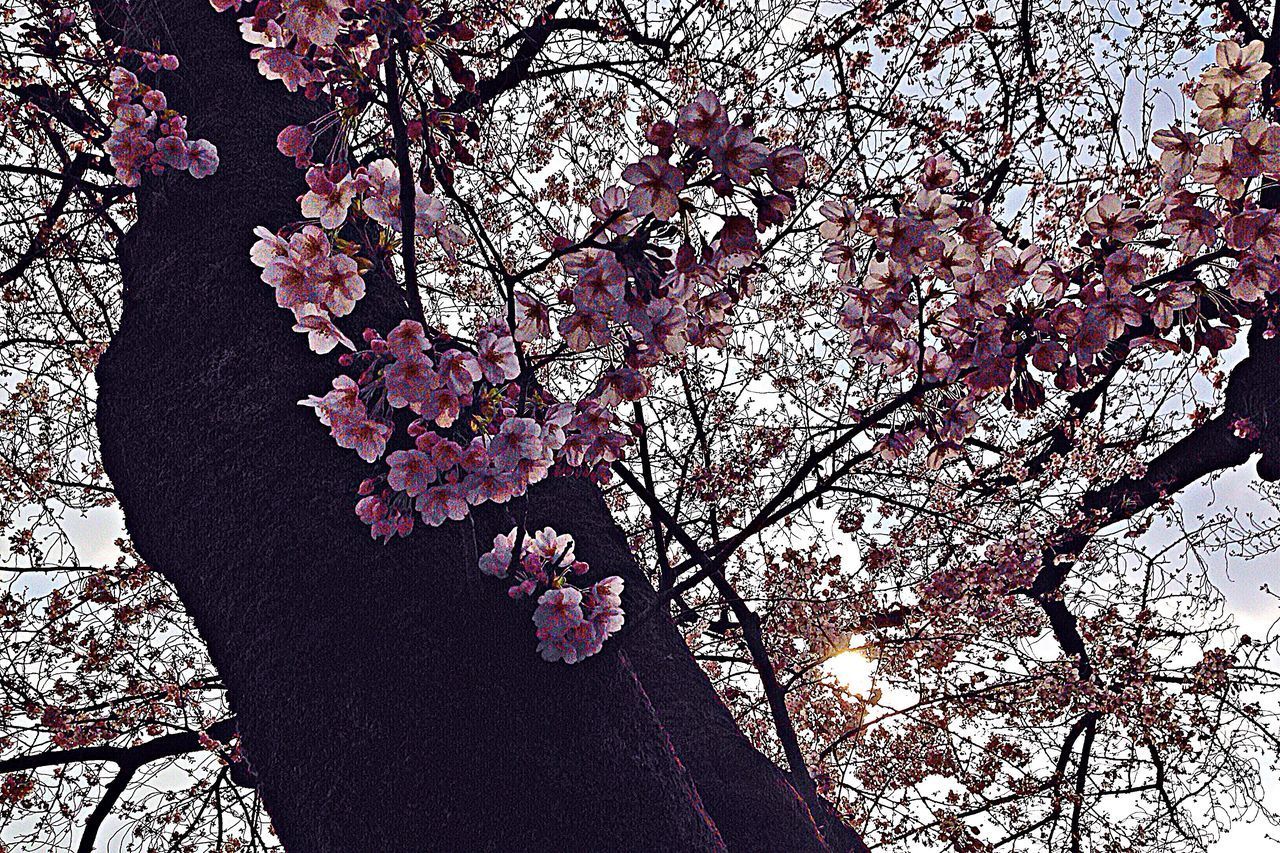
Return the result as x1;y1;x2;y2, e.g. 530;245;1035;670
92;1;845;850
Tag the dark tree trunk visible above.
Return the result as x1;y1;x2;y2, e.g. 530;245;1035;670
92;1;848;850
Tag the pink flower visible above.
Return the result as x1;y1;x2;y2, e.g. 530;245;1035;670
622;155;685;220
386;449;438;497
709;126;768;185
283;0;346;46
291;306;356;354
463;468;520;505
417;484;469;526
109;66;138;98
333;417;391;463
313;253;365;316
677;90;729;147
767;146;807;190
363;160;447;234
300;374;362;426
301;168;356;229
532;587;584;636
585;576;623;609
476;331;520;384
436;349;483;394
1151;125;1200;178
355;495;386;524
921;156;960;188
1240;120;1280;176
420;385;464;427
1103;248;1148;292
528;527;576;565
252;47;321;92
1226;209;1280;259
384;355;439;408
277;125;313;165
1161;198;1219;254
572;257;625;312
513;293;552;342
1195;82;1255;131
155;135;191;170
1084;194;1141;243
1150;283;1195;330
1228;257;1279;301
489;417;545;469
1203;39;1270;88
250;226;290;267
590;186;638;234
459;437;492;472
424;435;463;469
478;530;519;577
559;309;611;351
1193;141;1250;200
386;320;431;360
186;139;219;179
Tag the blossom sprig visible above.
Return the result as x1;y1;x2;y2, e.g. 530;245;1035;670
105;57;219;187
212;0;489;189
299;318;631;541
821;38;1280;471
478;527;625;664
249;150;469;355
550;89;807;373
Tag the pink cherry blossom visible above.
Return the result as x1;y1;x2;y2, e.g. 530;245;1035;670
155;135;191;170
386;449;438;497
1203;39;1271;88
513;293;551;342
476;331;520;384
677;90;729;147
622;155;685;220
767;146;807;190
282;0;346;46
383;355;439;408
489;418;545;470
292;306;356;354
417;484;469;526
332;417;390;463
301;167;356;229
186;139;219;178
385;320;431;360
1084;194;1141;242
1195;82;1255;131
709;126;768;185
436;349;483;394
276;125;313;164
252;47;321;92
478;530;519;578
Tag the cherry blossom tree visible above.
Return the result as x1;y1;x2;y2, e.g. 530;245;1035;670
4;0;1280;851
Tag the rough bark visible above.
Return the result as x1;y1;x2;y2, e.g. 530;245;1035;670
92;1;843;850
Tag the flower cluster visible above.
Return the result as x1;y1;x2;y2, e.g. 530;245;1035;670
105;56;219;187
300;319;631;541
821;39;1280;470
213;0;487;190
478;527;625;663
251;224;365;345
553;90;806;371
250;153;468;354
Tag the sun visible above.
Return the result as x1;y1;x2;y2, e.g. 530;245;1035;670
822;648;877;696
